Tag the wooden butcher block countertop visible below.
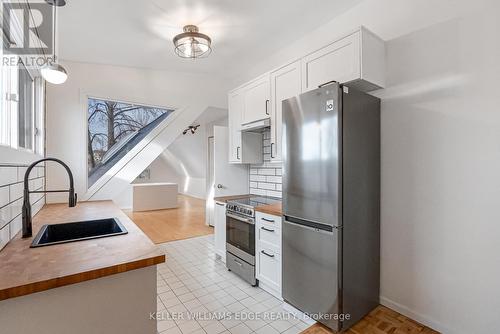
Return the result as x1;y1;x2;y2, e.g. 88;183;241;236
213;194;252;203
0;201;165;301
255;202;282;216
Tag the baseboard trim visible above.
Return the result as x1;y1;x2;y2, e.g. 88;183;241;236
379;296;452;334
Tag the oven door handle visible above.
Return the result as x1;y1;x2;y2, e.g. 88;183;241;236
226;212;255;225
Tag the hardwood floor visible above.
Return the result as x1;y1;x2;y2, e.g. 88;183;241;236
300;306;439;334
124;194;213;244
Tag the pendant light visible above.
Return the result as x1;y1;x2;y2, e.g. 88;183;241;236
41;0;68;84
173;25;212;59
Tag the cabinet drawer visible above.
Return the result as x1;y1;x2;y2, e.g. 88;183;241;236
257;244;281;290
258;224;280;248
257;212;281;228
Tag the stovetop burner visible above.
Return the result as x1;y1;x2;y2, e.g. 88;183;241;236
226;196;281;218
231;196;281;207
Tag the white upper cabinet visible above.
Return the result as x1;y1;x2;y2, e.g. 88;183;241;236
228;90;244;163
228;90;263;164
302;27;385;92
242;74;271;125
227;26;384;164
270;60;302;163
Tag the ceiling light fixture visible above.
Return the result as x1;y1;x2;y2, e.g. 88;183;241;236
173;25;211;59
41;0;68;84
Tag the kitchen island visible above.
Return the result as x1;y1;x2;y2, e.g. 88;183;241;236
0;200;165;334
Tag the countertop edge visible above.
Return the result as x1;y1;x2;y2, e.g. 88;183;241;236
213;194;252;203
0;254;165;301
255;204;283;216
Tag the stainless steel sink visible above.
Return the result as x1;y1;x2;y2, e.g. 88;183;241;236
30;217;128;248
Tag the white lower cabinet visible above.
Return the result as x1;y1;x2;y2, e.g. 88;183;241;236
214;201;227;262
256;212;282;299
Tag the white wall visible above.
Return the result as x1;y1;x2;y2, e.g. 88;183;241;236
232;1;500;333
114;110;229;209
46;60;230;204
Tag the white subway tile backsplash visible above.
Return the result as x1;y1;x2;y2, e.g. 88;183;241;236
266;190;282;198
250;188;267;196
257;182;275;190
0;204;14;227
32;197;45;216
9;183;23;202
266;176;282;183
0;224;10;251
250;174;266;182
0;167;17;186
0;164;45;252
249;128;283;199
257;168;275;176
9;215;22;239
0;187;9;208
37;166;45;177
17;167;27;182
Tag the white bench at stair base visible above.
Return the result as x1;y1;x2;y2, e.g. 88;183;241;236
132;183;178;212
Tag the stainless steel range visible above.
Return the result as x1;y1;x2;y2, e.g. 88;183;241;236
225;196;280;286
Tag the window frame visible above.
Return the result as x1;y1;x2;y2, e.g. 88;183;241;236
0;60;44;155
17;60;35;152
84;94;176;191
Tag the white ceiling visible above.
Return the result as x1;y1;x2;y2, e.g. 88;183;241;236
58;0;361;78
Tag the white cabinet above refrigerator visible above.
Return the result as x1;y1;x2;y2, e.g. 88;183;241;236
302;26;385;92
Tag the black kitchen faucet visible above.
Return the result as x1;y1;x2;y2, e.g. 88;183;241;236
22;158;77;238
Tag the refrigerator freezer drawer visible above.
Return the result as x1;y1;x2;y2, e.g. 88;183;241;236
282;219;342;332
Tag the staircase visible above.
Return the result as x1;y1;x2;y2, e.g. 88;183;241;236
84;104;211;202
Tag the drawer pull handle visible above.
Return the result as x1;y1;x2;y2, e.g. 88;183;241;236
234;260;243;266
261;250;275;258
262;218;275;223
216;203;225;206
261;227;275;232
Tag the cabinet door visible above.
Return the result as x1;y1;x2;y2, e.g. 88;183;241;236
214;201;227;260
270;61;301;163
228;90;243;163
243;75;270;124
302;31;360;92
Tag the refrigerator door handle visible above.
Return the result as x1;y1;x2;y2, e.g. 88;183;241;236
284;215;339;232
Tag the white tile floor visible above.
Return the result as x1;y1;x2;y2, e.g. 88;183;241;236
156;235;311;334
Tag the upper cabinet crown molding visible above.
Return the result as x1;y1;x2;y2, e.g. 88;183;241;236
302;26;385;92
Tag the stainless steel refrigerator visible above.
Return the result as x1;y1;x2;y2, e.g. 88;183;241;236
282;83;380;332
